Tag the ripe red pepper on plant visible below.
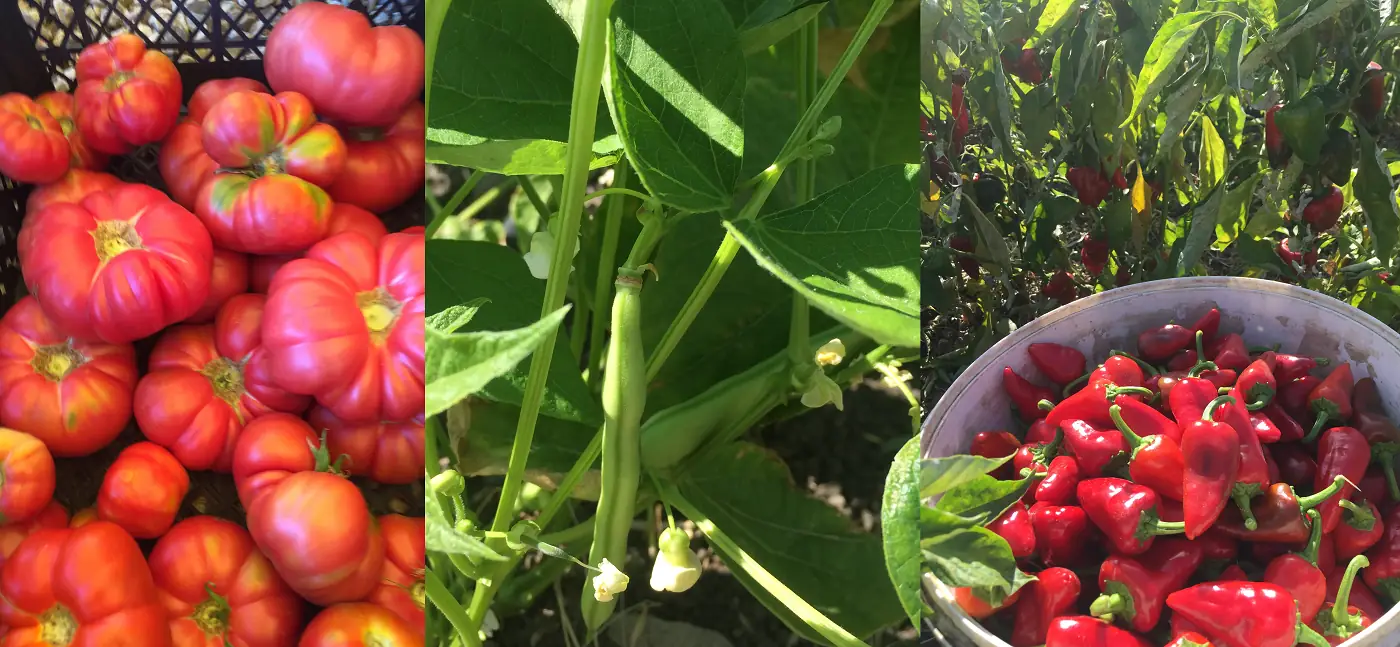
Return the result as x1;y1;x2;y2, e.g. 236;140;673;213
972;430;1022;479
1335;498;1384;560
949;234;980;279
950;83;969;152
1081;235;1109;278
1265;104;1291;168
1010;567;1081;647
988;502;1038;559
1351;377;1400;501
1262;509;1328;620
1029;343;1088;387
1312;555;1374;645
1355;61;1386;125
1166;580;1331;647
1181;396;1243;538
1029;502;1091;567
1067;167;1111;208
1089;538;1203;632
1302;187;1345;232
1045;270;1079;303
1003;367;1057;421
1314;426;1370;534
1044;615;1154;647
1215;477;1347;542
1109;403;1185;500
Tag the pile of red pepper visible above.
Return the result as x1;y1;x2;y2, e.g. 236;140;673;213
959;308;1400;647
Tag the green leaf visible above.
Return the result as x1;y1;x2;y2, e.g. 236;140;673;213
426;299;488;334
1236;235;1292;275
1214;172;1263;247
450;400;599;493
426;240;603;425
1103;198;1134;254
1249;0;1279;27
1245;158;1304;236
1198;117;1227;192
426;136;622;176
1355;126;1400;264
1027;196;1079;264
920;454;1011;497
882;436;923;627
725;165;920;348
1123;12;1221;128
740;2;827;54
1021;84;1058;154
426;483;506;562
1027;0;1079;46
1176;184;1227;275
425;305;571;417
1153;69;1206;165
922;527;1019;605
1273;94;1326;165
610;0;746;212
1240;0;1360;75
966;193;1015;275
935;474;1036;526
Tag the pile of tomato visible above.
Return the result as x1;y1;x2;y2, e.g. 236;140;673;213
958;308;1400;647
0;3;425;645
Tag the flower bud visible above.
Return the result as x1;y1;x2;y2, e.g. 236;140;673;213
592;558;629;602
430;469;465;497
650;528;701;593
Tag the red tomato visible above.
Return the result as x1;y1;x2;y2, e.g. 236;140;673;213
24;168;122;214
74;34;181;155
157;78;269;211
186;249;249;323
263;232;424;422
149;516;301;647
0;296;136;457
0;501;65;567
248;203;390;294
299;603;422;647
312;407;423;485
186;77;268;123
328;103;424;213
264;3;423;128
233;414;384;605
96;442;189;539
34;91;108;171
372;515;424;633
18;183;213;343
0;428;54;526
0;93;70;184
0;521;172;645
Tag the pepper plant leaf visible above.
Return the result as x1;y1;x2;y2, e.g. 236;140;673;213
881;436;923;627
920;454;1010;497
921;527;1019;606
1354;125;1400;264
1122;11;1220;128
934;474;1036;526
424;303;571;418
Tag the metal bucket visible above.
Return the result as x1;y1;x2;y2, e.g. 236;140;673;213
920;277;1400;647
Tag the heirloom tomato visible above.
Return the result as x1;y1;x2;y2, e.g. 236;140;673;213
194;90;343;254
187;249;249;323
0;521;172;646
74;34;181;155
24;169;121;214
0;296;136;457
298;603;422;647
0;502;65;567
18;183;213;344
149;516;301;647
186;77;268;123
135;296;310;471
96;442;189;539
0;428;53;526
160;78;270;210
372;515;424;632
248;203;389;293
34;92;108;171
0;93;70;184
233;414;384;605
327;103;424;213
264;2;424;128
312;407;423;485
263;232;424;422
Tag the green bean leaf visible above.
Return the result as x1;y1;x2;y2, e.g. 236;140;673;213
881;436;923;627
425;304;571;418
426;298;488;335
739;2;827;54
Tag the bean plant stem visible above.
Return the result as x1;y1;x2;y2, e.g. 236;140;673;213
588;161;632;387
459;177;518;224
788;19;818;370
427;569;478;647
468;0;612;630
583;186;654;205
426;171;484;238
518;177;553;226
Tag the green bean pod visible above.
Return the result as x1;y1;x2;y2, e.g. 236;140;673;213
581;266;648;631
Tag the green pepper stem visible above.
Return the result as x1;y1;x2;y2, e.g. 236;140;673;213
1339;499;1377;531
1332;554;1371;627
1062;371;1092;398
1304;409;1331;443
1038;399;1055;411
1153;519;1187;534
1188;360;1219;378
1089;593;1124;618
1108;404;1145;450
1296;623;1330;647
1297;475;1348;511
1316;357;1332;366
1231;488;1259;531
1299;509;1323;566
1110;350;1160;376
1195;329;1205;357
1105;385;1154;400
1202;395;1236;421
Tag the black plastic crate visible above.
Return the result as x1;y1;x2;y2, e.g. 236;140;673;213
0;0;425;536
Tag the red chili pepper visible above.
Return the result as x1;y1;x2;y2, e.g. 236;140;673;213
1067;167;1112;208
950;84;969;151
1045;270;1079;304
1271;353;1327;383
1312;555;1374;645
1111;169;1129;191
1280;376;1322;423
988;502;1038;559
1315;426;1369;534
1215;476;1348;543
1236;359;1278;411
1270;443;1318;486
1158;496;1184;522
1215;388;1272;530
1014;441;1053;479
1081;236;1110;278
1026;419;1058;445
1328;566;1387;621
1264;447;1280;483
1218;564;1251;581
1044;359;1151;430
1109;403;1185;500
1355;62;1386;124
1173;615;1208;639
1262;509;1328;621
1168;350;1199;372
1335;498;1384;560
1035;455;1082;505
1170;377;1222;429
1062;419;1130;477
1262;402;1306;443
1191;308;1222;346
1077;477;1186;555
952;585;1021;619
1302;186;1345;232
1197;528;1239;563
1303;364;1355;442
1029;502;1090;567
1198;368;1239;390
1004;367;1059;422
972;430;1022;479
1029;343;1089;387
1265;104;1290;168
1011;567;1081;647
1358;467;1390;506
1249;410;1283;444
1361;544;1400;604
1210;334;1251;372
1182;396;1243;539
1167;581;1330;647
1319;531;1339;576
1045;616;1154;647
1351;377;1400;502
1167;633;1218;647
1090;538;1203;633
1138;324;1196;363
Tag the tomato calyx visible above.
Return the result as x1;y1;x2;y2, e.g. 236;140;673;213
191;582;232;639
357;287;402;334
91;220;144;262
24;114;43;131
411;574;426;610
38;603;76;646
200;356;246;410
102;71;135;92
309;430;351;476
251;151;287;178
30;342;86;382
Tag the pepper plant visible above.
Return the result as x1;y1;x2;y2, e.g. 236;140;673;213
423;0;920;644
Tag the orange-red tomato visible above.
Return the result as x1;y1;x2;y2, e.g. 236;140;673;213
0;501;65;568
24;169;122;214
248;203;389;294
18;183;213;344
298;603;422;647
187;249;249;324
263;232;424;422
0;428;54;526
233;414;383;605
328;103;424;213
0;296;136;457
265;3;423;128
33;91;108;171
158;78;268;211
96;442;189;539
0;521;172;646
74;34;181;155
186;78;269;123
149;516;301;647
0;93;70;184
372;515;424;633
312;407;423;485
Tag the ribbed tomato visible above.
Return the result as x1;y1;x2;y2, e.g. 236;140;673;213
158;78;267;210
373;515;424;632
18;183;213;343
187;249;249;323
0;93;70;184
0;521;172;645
264;3;423;128
24;168;121;214
0;296;136;457
328;103;424;213
34;91;108;171
233;414;383;605
96;442;189;539
149;516;301;647
264;231;423;422
74;34;181;155
312;406;423;485
0;428;54;526
0;501;65;568
248;203;389;293
194;91;344;254
186;77;268;122
135;296;310;472
299;603;422;647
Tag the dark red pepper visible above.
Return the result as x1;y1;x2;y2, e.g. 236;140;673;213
1004;367;1058;422
1062;419;1130;478
949;234;979;279
1197;528;1239;564
988;502;1038;559
1029;342;1089;387
1302;186;1345;232
1045;270;1079;304
1110;402;1186;500
1265;104;1291;168
1169;350;1200;372
1218;564;1251;581
1089;538;1203;632
1315;426;1370;534
1351;377;1400;502
1067;167;1111;208
1269;443;1318;486
1281;376;1322;423
1319;532;1339;577
1262;509;1328;621
1166;581;1330;647
1361;543;1400;604
1312;555;1374;645
1181;396;1243;539
1303;364;1355;442
1010;567;1081;647
1076;477;1186;555
1034;455;1082;505
1355;61;1386;125
1334;498;1384;560
950;83;969;152
1358;467;1390;507
1026;419;1058;445
1138;324;1196;363
1236;359;1278;411
1211;334;1251;372
1271;353;1327;383
1029;502;1090;568
1216;388;1272;530
1198;368;1239;390
1263;402;1307;443
1249;410;1283;444
1215;476;1348;543
1081;236;1110;278
1192;308;1222;346
972;430;1022;479
1148;371;1189;408
1045;616;1153;647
